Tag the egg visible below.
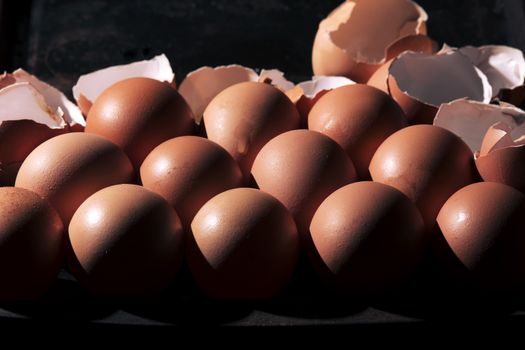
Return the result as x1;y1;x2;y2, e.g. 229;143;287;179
309;181;425;295
369;125;476;229
68;184;184;298
15;132;133;226
308;84;407;179
203;81;300;179
188;188;299;299
0;187;64;300
251;129;357;237
85;77;195;169
434;182;525;293
140;136;243;229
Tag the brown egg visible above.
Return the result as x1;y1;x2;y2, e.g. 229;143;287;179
188;188;298;299
140;136;243;229
203;81;300;179
15;132;133;226
434;182;525;292
310;181;425;295
251;129;357;237
369;125;476;229
308;84;407;179
0;187;64;300
85;77;195;168
68;184;184;298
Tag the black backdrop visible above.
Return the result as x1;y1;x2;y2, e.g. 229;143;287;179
1;0;524;95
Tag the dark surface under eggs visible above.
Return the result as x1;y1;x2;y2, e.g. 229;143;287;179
2;0;525;342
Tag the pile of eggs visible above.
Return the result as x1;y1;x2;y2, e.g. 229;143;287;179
2;0;525;302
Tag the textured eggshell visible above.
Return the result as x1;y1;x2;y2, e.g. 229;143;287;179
86;77;195;169
203;81;300;179
311;0;428;82
188;188;299;299
308;84;407;179
369;125;476;228
251;129;357;237
140;136;243;229
72;54;175;116
434;182;525;292
15;132;133;226
286;76;355;126
68;184;184;298
387;50;492;123
0;187;64;300
475;124;525;192
309;181;425;295
367;34;438;93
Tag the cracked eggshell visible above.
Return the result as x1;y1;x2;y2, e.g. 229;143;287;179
369;125;476;229
86;77;195;169
475;122;525;192
312;0;428;83
308;84;407;179
0;187;64;301
72;54;175;116
188;188;299;299
140;136;244;230
286;75;354;126
309;181;425;296
459;45;525;98
388;50;492;124
203;81;300;180
367;34;439;93
68;184;184;299
15;132;134;226
251;129;357;239
0;70;85;185
434;182;525;292
179;65;293;125
433;99;525;154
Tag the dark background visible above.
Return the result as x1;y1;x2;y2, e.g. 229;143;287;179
1;0;524;96
1;0;525;337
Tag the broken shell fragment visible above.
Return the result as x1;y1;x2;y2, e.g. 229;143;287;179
433;99;525;154
286;76;354;124
72;54;175;115
475;122;525;192
459;45;525;98
367;34;438;93
312;0;428;83
179;65;293;124
0;70;85;185
388;50;492;123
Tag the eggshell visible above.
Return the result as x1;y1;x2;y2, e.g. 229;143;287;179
309;181;425;295
188;188;299;299
86;77;195;169
369;125;476;229
312;0;428;82
203;81;300;179
434;182;525;292
286;75;355;126
387;49;492;123
72;54;176;116
367;34;438;93
475;123;525;192
251;129;357;237
15;132;133;226
308;84;407;179
140;136;243;229
0;70;86;185
0;187;64;300
68;184;184;298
